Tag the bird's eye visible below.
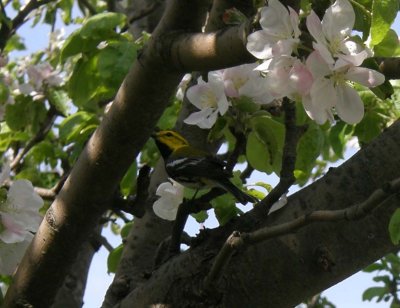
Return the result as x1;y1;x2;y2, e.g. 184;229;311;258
166;132;173;137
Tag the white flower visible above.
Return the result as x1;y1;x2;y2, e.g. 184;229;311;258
304;51;385;124
0;180;43;243
306;0;368;66
184;71;230;129
258;56;313;100
27;62;63;91
153;181;184;221
223;63;274;105
246;0;300;60
0;236;31;275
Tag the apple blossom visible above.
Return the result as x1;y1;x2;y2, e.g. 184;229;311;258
246;0;300;60
0;179;43;244
304;51;385;124
153;181;184;221
184;71;230;129
306;0;368;66
223;63;274;104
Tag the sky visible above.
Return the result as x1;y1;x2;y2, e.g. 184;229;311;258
7;5;400;308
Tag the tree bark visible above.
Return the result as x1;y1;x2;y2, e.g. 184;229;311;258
115;120;400;307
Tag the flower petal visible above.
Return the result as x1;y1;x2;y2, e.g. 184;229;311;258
345;67;385;87
335;83;364;124
322;0;355;40
246;31;275;59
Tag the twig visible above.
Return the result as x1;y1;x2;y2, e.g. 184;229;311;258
240;164;254;182
255;99;306;214
203;176;400;293
92;233;114;252
10;105;59;170
0;0;56;50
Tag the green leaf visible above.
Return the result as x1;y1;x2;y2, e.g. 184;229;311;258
354;112;383;144
329;122;352;158
61;29;99;61
80;13;126;40
191;211;208;223
47;88;69;116
253;181;273;192
373;29;400;57
389;208;400;245
107;244;123;273
120;222;134;239
364;262;386;273
97;40;137;88
370;0;399;46
212;193;239;226
362;286;388;301
58;0;74;24
246;115;285;174
233;96;260;113
58;111;99;144
5;98;47;132
67;56;102;110
120;161;137;196
296;125;324;174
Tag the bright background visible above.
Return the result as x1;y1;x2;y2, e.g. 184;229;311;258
8;7;399;308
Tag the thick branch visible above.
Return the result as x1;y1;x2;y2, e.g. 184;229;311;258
204;176;400;290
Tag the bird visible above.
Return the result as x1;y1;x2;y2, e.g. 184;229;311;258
151;130;258;205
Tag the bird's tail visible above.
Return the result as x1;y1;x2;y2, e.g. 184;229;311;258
217;178;258;205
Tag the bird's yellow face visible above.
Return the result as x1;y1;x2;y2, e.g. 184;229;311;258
152;130;189;153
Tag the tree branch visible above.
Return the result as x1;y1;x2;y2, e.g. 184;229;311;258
204;176;400;291
256;99;306;214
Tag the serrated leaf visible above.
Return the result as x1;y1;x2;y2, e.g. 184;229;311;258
389;208;400;245
370;0;399;46
61;29;99;61
362;286;388;301
107;244;123;273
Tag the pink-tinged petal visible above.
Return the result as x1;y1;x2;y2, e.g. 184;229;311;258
306;51;332;78
313;43;335;66
345;67;385;87
271;39;298;57
186;84;209;109
0;214;26;244
224;79;239;97
289;62;314;96
335;84;364;124
306;10;325;44
246;31;275;59
322;0;355;41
